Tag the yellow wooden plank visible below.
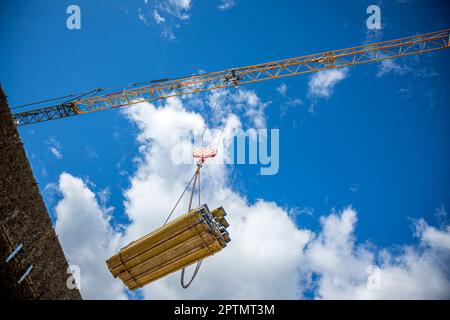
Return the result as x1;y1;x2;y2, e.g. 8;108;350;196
211;207;226;219
118;231;215;282
217;217;229;229
108;215;200;268
107;209;203;269
109;222;209;277
107;205;230;289
125;241;223;290
126;242;222;290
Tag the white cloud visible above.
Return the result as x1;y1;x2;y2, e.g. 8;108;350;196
138;7;149;26
170;0;191;10
303;208;450;299
286;98;303;106
118;98;311;299
152;9;165;24
138;0;192;40
53;92;450;300
289;206;314;217
207;88;269;129
362;30;413;79
161;0;191;20
414;67;439;79
232;90;268;128
277;83;287;96
435;205;448;227
161;28;176;41
308;68;348;99
218;0;237;11
55;173;126;299
50;147;62;159
416;219;450;251
45;137;63;159
364;28;383;44
43;182;59;209
377;59;408;77
54;94;310;299
280;97;303;118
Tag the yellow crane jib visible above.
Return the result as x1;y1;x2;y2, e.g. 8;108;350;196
13;28;450;126
106;204;230;290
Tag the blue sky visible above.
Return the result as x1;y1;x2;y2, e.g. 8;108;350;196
1;1;450;299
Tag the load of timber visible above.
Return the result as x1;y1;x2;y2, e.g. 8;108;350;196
106;204;230;290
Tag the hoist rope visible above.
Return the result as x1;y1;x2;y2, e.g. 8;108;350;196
198;168;201;207
215;125;225;149
201;125;208;148
62;88;104;104
162;170;197;226
11;94;79;110
12;88;103;110
160;162;204;288
181;259;203;289
181;162;203;289
163;117;225;288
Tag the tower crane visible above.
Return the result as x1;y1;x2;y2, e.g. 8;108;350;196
8;28;450;290
13;28;450;126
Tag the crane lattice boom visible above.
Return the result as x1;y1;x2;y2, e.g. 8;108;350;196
14;29;450;126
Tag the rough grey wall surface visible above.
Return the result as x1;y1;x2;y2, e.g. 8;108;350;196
0;87;82;300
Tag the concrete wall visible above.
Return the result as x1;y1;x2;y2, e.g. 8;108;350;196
0;87;82;300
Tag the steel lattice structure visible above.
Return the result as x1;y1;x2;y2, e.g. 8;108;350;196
13;29;450;126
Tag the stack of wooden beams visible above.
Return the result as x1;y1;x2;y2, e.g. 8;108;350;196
106;204;230;290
